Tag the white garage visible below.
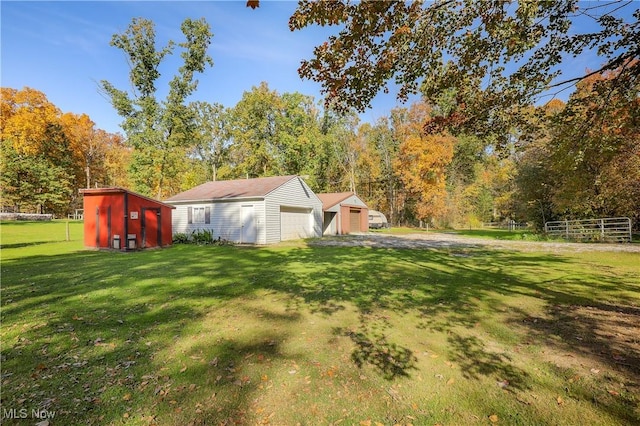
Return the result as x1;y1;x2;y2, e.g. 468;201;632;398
166;175;323;244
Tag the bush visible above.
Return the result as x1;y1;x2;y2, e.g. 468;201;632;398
172;230;234;246
191;229;214;245
172;233;190;244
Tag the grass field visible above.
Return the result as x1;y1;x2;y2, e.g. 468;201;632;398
2;221;639;425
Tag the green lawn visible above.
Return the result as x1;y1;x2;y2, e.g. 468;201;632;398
2;222;639;425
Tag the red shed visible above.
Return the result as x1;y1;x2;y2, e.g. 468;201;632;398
80;188;174;250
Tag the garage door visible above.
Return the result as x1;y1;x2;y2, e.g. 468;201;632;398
280;207;312;241
350;208;361;233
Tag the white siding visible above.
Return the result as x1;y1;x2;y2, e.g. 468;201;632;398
324;195;368;213
340;194;368;208
170;199;266;244
265;177;323;244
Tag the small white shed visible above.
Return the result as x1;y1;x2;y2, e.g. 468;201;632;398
165;175;323;244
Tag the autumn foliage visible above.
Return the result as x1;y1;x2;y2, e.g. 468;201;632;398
1;87;129;215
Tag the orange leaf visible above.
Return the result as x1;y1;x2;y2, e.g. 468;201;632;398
122;393;131;401
246;0;259;9
489;414;499;423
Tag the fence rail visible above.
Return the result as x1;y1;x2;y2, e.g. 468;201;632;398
544;217;632;242
482;221;529;231
0;213;53;221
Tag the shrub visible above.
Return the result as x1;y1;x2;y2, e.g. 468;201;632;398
172;230;234;246
172;233;190;244
191;229;214;245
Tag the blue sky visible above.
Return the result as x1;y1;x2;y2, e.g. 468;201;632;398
2;1;636;135
2;1;359;134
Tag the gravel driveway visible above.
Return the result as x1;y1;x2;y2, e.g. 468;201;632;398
311;232;640;253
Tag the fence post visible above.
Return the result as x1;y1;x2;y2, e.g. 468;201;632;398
565;220;569;239
600;219;604;239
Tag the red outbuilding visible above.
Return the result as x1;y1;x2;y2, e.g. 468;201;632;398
80;188;174;250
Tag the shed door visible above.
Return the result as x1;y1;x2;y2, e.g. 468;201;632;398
142;208;160;248
280;207;312;241
350;209;361;233
241;205;256;244
95;206;112;248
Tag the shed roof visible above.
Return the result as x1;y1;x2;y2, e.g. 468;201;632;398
316;192;360;210
80;187;175;208
165;175;299;202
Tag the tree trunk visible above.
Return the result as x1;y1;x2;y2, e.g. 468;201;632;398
85;165;91;189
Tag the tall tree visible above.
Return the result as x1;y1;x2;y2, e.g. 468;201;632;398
228;82;283;178
1;87;64;157
100;17;213;198
275;92;321;176
190;101;230;182
60;113;106;189
1;87;129;215
512;101;565;228
393;103;455;225
372;117;398;220
0;87;75;215
324;110;361;192
546;67;640;222
227;83;325;180
0;139;73;214
289;1;639;141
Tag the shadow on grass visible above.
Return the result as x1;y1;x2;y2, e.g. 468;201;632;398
334;313;417;380
2;243;639;424
0;241;67;249
447;333;529;391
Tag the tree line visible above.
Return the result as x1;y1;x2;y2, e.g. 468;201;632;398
1;87;129;215
2;68;638;229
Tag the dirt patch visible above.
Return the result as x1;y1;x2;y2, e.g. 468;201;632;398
311;232;640;253
521;304;640;378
